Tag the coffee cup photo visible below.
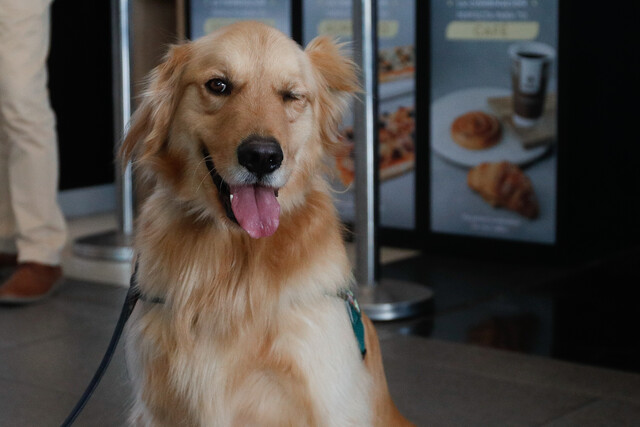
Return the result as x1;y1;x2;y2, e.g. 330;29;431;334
508;42;556;128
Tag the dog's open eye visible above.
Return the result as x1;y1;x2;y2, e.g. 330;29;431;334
205;78;232;96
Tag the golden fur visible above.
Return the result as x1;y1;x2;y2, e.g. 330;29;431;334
121;21;412;426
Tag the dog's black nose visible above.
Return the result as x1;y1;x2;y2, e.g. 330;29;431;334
237;136;283;177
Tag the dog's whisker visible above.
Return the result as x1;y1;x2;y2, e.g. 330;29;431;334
217;178;226;194
195;170;212;193
191;156;212;181
191;153;217;193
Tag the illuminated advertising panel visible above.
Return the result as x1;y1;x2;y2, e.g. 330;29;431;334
188;0;291;39
304;0;417;230
430;0;559;244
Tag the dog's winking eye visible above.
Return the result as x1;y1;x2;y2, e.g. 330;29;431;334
205;78;232;96
282;91;304;103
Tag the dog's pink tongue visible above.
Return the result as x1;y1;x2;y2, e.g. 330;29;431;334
230;185;280;239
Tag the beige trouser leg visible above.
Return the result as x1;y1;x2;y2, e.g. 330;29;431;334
0;0;67;266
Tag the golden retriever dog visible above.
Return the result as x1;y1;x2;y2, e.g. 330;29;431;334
121;21;413;426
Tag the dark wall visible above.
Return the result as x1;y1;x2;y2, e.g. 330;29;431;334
48;0;115;190
556;2;640;257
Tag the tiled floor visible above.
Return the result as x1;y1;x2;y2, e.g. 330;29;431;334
0;279;130;426
1;214;639;426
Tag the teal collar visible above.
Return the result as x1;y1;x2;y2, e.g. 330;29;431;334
138;293;165;304
338;289;367;359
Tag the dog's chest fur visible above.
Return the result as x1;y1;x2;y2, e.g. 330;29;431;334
126;191;373;426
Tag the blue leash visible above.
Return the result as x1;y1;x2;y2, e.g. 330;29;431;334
60;263;139;427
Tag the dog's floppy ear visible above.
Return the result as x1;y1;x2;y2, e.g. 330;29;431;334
305;37;359;154
120;43;191;167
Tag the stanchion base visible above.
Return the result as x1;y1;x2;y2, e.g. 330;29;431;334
356;278;434;321
73;230;134;262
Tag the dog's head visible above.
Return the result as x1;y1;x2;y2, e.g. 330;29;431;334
121;21;358;239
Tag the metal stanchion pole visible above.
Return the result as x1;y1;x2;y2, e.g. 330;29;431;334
73;0;134;262
352;0;433;320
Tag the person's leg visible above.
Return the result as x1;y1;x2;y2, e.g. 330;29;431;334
0;126;18;261
0;0;66;303
0;0;67;265
0;140;18;269
0;1;23;267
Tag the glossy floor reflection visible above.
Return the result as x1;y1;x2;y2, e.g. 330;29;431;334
380;246;640;373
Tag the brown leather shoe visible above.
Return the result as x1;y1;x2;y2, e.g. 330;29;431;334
0;253;18;268
0;263;63;305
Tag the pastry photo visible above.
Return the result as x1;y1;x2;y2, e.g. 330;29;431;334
467;161;539;219
430;87;549;167
451;110;502;150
